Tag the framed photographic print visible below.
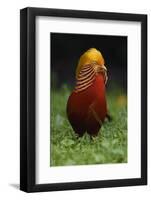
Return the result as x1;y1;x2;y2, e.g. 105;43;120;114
20;7;147;192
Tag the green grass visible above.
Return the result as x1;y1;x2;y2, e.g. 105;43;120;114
50;85;127;166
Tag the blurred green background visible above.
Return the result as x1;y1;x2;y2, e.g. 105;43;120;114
50;33;127;166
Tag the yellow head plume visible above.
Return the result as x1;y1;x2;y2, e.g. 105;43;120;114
76;48;105;79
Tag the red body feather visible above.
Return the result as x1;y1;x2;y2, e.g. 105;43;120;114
67;74;107;136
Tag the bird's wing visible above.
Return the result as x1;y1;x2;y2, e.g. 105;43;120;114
87;102;103;126
84;101;102;136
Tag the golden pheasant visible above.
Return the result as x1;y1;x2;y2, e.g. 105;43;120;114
67;48;110;137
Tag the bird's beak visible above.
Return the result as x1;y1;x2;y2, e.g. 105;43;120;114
102;65;108;84
97;65;108;85
101;65;107;72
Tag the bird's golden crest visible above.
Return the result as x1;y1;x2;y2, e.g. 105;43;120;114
76;48;105;79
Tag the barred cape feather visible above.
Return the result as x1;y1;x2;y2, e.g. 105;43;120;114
75;64;95;92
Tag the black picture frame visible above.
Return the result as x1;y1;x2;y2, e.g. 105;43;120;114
20;7;147;192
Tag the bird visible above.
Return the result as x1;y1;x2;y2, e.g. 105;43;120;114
66;48;111;137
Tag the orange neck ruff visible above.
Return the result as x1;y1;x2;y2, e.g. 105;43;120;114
74;63;107;93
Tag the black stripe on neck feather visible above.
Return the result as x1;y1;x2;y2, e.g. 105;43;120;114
75;64;96;92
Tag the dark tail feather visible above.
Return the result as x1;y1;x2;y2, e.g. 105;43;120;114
106;113;112;121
